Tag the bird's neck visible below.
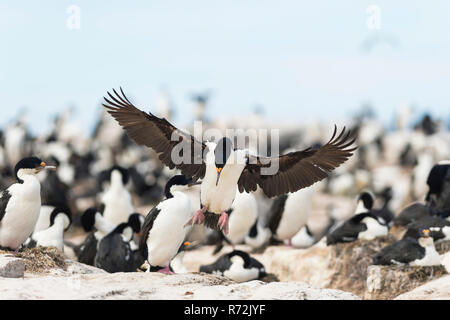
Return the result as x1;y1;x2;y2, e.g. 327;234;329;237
94;213;115;234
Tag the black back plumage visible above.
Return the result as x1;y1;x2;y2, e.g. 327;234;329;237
0;190;12;222
73;233;98;266
200;250;266;278
394;203;431;226
373;238;425;265
326;213;378;245
403;216;450;241
139;206;161;261
267;194;288;234
95;224;134;273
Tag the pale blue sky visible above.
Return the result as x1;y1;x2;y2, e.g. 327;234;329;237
1;1;450;134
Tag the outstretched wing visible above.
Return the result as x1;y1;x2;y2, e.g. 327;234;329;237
103;88;207;181
238;126;356;198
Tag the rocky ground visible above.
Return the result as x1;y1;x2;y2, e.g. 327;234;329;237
0;249;358;300
1;235;449;299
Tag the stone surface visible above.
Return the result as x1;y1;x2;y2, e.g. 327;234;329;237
0;271;360;300
365;265;447;300
395;274;450;300
0;255;25;278
183;237;450;300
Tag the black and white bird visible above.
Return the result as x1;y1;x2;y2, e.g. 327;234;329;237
354;191;374;215
34;205;58;232
259;185;316;246
99;165;135;225
373;229;441;266
81;207;116;238
27;206;72;251
139;175;195;274
64;207;116;266
244;219;272;250
127;212;145;250
95;223;135;273
0;157;56;251
326;212;388;245
199;250;266;283
354;189;394;226
402;216;450;242
103;88;356;233
210;189;258;254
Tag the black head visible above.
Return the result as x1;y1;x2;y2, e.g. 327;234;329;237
214;137;233;170
128;213;144;233
112;223;133;242
227;250;252;268
49;206;72;231
380;187;393;202
14;156;44;183
81;207;98;232
358;191;374;210
164;175;192;199
419;228;431;238
107;165;130;185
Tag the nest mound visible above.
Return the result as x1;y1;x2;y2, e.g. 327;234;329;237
16;247;67;273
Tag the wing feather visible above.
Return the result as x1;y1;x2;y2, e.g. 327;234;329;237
103;88;206;181
238;125;356;197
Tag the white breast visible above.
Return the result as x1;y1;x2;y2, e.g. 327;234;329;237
358;217;388;241
412;245;441;266
201;145;246;213
275;185;315;240
32;218;66;251
290;226;315;248
34;205;54;232
227;190;258;244
223;259;259;283
146;192;192;267
0;177;41;250
101;185;134;225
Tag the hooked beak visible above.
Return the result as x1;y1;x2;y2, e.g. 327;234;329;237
215;167;222;186
36;162;57;172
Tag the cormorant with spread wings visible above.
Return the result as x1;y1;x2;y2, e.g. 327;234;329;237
103;88;356;234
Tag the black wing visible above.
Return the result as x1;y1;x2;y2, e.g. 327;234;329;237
238;126;356;198
199;253;232;274
403;216;450;240
96;234;134;273
138;205;161;260
326;214;370;245
77;233;98;266
373;238;425;265
266;194;288;234
103;88;207;181
0;190;11;223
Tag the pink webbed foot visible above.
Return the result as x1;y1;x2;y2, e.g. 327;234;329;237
184;207;206;228
218;211;229;235
158;266;174;275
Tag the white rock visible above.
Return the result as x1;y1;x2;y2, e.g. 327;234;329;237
395;274;450;300
0;255;25;278
0;271;360;300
